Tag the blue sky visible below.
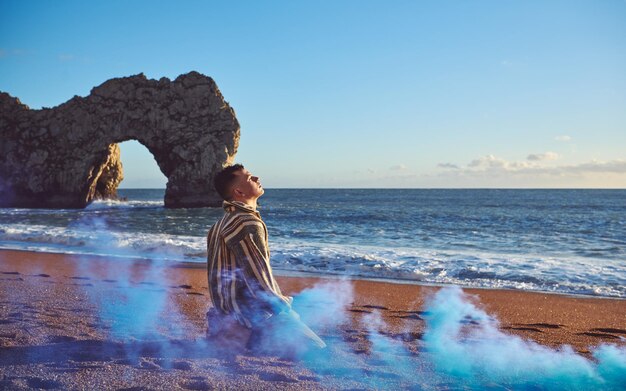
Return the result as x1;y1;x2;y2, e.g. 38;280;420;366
1;0;625;188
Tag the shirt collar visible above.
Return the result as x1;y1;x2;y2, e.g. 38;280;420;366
223;200;260;216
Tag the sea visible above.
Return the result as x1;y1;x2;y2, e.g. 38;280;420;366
1;189;624;298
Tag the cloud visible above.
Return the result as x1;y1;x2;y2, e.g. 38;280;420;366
389;164;407;171
555;135;571;142
437;163;460;169
468;154;509;168
367;168;376;174
441;154;626;178
561;160;626;174
527;152;559;161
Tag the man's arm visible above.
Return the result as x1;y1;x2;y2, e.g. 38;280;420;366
224;219;292;314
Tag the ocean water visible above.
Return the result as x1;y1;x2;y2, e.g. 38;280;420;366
0;189;624;298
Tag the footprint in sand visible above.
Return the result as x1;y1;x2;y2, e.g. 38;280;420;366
349;309;372;314
367;358;388;366
504;326;543;333
0;377;16;388
171;361;193;371
47;335;77;344
505;323;564;333
343;334;360;343
153;359;193;371
0;274;24;281
315;366;360;377
591;327;626;335
362;304;389;310
378;331;423;342
113;358;136;366
179;379;210;390
257;372;298;383
50;367;80;374
26;377;64;389
395;310;428;315
393;314;423;320
365;369;402;380
138;360;161;370
578;331;621;340
526;322;563;329
397;332;423;342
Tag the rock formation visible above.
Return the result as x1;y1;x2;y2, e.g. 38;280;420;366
0;72;240;208
91;143;124;201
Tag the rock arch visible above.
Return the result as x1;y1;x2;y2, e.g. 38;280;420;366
0;72;240;208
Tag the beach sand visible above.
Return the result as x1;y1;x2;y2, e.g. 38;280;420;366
1;249;624;389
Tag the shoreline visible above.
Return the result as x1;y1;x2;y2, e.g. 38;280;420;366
1;246;623;301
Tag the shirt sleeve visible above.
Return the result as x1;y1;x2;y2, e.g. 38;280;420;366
224;220;292;314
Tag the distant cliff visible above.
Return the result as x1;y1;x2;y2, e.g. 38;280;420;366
0;72;239;208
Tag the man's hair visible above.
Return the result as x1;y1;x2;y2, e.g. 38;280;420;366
213;164;245;200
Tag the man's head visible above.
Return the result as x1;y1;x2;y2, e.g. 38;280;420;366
213;164;264;203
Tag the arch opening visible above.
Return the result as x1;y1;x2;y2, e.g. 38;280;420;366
87;140;167;203
118;140;167;190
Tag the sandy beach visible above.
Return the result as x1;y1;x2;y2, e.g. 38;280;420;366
1;249;624;390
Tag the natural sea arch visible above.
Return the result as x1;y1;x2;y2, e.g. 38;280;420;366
0;72;239;208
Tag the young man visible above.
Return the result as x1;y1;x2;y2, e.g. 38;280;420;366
206;164;325;354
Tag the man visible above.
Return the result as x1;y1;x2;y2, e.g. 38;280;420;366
206;164;325;354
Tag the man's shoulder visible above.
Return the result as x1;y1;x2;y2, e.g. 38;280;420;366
211;211;263;235
211;209;261;224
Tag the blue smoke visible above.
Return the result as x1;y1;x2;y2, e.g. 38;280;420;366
292;278;354;331
70;216;183;341
54;215;626;388
422;286;626;389
288;283;626;389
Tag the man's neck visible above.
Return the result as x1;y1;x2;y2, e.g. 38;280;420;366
233;198;257;210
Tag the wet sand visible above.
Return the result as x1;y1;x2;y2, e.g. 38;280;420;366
1;249;624;389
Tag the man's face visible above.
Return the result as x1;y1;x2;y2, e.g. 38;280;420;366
231;168;264;200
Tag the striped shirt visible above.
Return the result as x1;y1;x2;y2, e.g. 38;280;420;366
207;200;292;328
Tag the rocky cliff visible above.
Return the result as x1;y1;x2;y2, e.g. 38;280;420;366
0;72;240;208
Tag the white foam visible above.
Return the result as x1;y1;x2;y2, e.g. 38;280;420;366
270;239;626;298
86;199;164;209
0;223;204;262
